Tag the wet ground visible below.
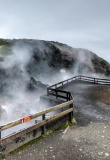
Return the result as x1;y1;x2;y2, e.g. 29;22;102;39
6;82;110;160
64;82;110;124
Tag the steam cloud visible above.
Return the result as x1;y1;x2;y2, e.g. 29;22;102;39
0;40;109;134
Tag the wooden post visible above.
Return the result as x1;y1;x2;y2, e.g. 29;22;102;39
71;103;74;116
94;78;95;84
56;90;58;99
69;104;73;122
69;93;71;101
67;92;68;101
67;80;68;84
62;82;63;90
79;75;81;81
0;131;1;140
47;88;49;96
0;131;2;160
41;114;46;135
96;79;98;84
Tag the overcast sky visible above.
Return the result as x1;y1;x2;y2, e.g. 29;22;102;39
0;0;110;62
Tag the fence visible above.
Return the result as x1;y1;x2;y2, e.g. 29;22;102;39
47;76;78;101
47;75;110;97
79;75;110;85
47;75;110;104
0;99;73;157
0;74;110;157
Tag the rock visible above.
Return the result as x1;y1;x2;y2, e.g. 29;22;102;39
28;77;49;91
105;153;109;157
0;39;110;94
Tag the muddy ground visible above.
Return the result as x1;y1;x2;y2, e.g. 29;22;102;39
6;82;110;160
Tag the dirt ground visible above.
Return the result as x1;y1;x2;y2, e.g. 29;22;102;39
6;82;110;160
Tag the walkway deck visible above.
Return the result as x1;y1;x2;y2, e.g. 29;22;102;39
7;81;110;160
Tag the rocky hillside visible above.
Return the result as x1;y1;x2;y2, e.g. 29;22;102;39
0;38;110;95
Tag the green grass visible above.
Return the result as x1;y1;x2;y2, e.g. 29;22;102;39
6;136;43;157
46;129;54;136
97;57;107;68
98;57;105;63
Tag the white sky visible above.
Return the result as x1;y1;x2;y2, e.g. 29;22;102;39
0;0;110;62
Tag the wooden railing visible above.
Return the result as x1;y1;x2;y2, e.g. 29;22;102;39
79;75;110;85
0;100;73;150
47;76;79;101
47;89;73;101
47;75;110;100
48;76;79;90
0;74;110;157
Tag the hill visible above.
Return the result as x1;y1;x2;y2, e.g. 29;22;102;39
0;38;110;95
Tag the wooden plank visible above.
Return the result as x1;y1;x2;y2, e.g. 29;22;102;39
1;108;73;144
0;100;73;131
97;80;110;83
48;76;78;88
49;88;69;94
81;79;110;85
81;75;110;82
80;79;94;82
49;75;110;90
49;93;67;99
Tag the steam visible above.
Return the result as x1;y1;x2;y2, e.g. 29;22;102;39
0;40;109;128
0;43;45;126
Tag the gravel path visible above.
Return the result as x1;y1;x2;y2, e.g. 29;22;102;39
6;82;110;160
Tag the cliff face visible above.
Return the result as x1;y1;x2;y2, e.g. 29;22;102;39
8;39;110;75
0;39;110;94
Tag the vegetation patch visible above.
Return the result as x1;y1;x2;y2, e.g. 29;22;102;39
0;39;9;46
46;129;54;136
55;121;69;131
6;136;43;158
108;88;110;94
0;46;12;56
98;57;107;67
98;57;105;63
71;117;77;125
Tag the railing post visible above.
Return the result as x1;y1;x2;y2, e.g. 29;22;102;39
67;80;68;84
56;90;57;99
62;82;63;90
47;87;49;96
79;75;81;81
94;78;98;84
0;131;2;159
94;78;95;84
41;114;46;135
69;93;70;101
67;92;68;101
96;79;98;84
69;103;73;122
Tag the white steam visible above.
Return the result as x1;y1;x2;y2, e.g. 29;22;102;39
0;40;109;132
